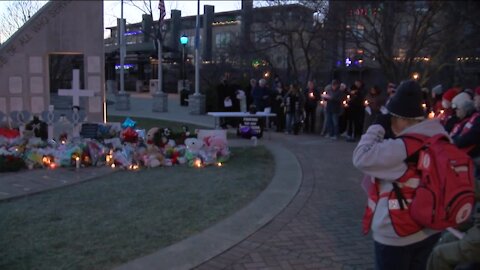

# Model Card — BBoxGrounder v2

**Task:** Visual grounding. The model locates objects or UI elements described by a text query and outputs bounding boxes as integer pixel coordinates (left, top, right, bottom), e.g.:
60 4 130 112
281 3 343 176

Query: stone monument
0 1 105 124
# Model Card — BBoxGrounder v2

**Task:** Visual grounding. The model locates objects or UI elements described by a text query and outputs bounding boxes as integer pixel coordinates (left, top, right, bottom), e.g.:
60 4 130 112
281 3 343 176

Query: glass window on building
215 32 232 48
353 24 365 38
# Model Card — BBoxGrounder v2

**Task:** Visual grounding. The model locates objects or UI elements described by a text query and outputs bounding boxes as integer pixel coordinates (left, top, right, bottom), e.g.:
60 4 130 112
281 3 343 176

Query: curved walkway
194 134 374 270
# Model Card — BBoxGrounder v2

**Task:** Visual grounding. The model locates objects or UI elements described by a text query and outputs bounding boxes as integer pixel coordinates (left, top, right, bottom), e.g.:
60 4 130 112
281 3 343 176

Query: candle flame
111 164 116 168
217 162 223 167
428 111 435 119
364 100 369 106
194 159 202 168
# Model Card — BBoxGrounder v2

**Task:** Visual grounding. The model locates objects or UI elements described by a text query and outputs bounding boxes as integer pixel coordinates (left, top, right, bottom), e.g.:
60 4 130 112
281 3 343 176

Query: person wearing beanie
442 88 458 109
451 90 480 167
427 89 480 270
353 80 446 270
440 89 461 133
450 99 475 138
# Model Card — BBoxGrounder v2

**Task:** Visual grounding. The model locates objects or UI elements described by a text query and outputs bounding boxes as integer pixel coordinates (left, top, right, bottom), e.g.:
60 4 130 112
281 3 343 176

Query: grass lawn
0 137 274 269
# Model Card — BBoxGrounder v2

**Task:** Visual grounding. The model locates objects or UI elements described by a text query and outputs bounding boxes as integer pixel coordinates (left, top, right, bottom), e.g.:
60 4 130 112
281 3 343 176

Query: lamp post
180 34 189 106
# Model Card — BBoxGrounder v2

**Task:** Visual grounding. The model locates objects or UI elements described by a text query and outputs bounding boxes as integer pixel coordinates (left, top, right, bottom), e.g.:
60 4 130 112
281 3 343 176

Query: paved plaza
1 93 373 269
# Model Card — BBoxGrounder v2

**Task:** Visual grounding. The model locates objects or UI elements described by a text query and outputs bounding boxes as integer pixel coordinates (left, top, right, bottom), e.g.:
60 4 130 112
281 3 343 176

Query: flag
158 0 166 24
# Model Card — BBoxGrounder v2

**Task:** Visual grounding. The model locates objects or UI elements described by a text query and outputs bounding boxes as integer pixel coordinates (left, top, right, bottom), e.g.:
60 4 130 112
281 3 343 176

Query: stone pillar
115 93 130 110
106 80 116 93
142 14 153 43
189 94 205 115
169 10 181 56
152 92 168 112
202 5 214 62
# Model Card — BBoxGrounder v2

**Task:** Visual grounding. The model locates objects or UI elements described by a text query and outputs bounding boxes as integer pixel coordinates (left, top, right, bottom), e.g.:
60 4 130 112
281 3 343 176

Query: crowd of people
352 80 480 270
216 73 480 269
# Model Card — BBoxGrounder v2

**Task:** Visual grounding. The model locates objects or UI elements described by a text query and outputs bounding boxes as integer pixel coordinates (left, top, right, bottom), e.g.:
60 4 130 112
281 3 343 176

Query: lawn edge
114 141 302 270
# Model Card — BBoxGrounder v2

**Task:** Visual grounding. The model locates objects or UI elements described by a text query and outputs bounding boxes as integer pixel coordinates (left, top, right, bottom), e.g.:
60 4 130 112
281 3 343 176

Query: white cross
58 69 95 107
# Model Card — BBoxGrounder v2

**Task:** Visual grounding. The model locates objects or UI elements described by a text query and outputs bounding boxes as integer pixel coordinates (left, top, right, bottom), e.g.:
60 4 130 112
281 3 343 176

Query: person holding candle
322 79 344 140
284 83 305 135
271 80 287 132
363 85 387 133
303 80 320 133
353 80 444 270
345 81 366 142
440 88 461 133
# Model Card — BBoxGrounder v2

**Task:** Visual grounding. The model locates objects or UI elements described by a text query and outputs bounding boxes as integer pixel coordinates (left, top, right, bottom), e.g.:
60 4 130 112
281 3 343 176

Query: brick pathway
194 134 375 270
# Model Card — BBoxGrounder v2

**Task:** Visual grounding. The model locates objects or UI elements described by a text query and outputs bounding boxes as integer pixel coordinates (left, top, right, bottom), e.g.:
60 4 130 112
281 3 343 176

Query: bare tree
0 0 42 43
339 1 480 86
241 0 330 85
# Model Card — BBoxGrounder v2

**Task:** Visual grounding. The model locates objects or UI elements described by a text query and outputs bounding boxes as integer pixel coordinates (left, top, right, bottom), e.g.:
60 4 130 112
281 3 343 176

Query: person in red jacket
440 88 461 133
353 80 443 270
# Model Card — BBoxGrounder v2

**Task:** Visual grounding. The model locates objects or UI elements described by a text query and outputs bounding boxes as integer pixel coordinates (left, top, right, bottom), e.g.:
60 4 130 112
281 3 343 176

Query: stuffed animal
145 128 165 167
184 138 204 165
204 136 229 156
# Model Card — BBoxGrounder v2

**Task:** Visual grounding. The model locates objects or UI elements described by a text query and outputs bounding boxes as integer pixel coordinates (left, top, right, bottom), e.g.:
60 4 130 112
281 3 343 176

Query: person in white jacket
353 80 444 270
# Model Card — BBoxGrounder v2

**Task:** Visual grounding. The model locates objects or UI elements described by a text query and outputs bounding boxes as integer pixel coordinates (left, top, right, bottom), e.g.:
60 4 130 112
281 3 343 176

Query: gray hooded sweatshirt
353 119 448 246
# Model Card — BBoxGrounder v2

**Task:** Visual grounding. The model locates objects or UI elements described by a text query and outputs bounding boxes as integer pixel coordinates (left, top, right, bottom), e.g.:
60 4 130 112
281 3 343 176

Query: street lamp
180 34 189 106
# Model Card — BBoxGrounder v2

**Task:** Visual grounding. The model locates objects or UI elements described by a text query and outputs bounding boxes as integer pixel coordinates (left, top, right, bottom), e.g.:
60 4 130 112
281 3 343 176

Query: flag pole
194 0 200 96
156 38 162 94
119 0 125 94
156 0 166 94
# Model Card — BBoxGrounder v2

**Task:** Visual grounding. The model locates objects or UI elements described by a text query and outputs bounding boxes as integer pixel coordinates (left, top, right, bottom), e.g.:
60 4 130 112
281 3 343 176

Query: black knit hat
386 80 425 119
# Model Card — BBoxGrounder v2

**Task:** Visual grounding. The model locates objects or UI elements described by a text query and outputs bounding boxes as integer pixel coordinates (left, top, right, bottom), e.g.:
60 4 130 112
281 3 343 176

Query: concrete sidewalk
106 93 215 128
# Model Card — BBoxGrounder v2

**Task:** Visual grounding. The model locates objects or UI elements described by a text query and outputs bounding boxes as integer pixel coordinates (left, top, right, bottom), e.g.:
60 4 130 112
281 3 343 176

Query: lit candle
320 100 324 105
346 94 350 100
422 103 427 110
106 154 112 164
428 111 435 119
364 100 369 106
42 156 52 167
111 163 116 169
75 157 80 169
194 159 202 168
440 109 444 115
342 100 348 107
217 162 223 167
309 92 314 98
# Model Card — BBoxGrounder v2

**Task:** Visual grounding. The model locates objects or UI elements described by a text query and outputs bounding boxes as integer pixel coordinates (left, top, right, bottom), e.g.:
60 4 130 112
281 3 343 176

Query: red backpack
400 133 475 230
